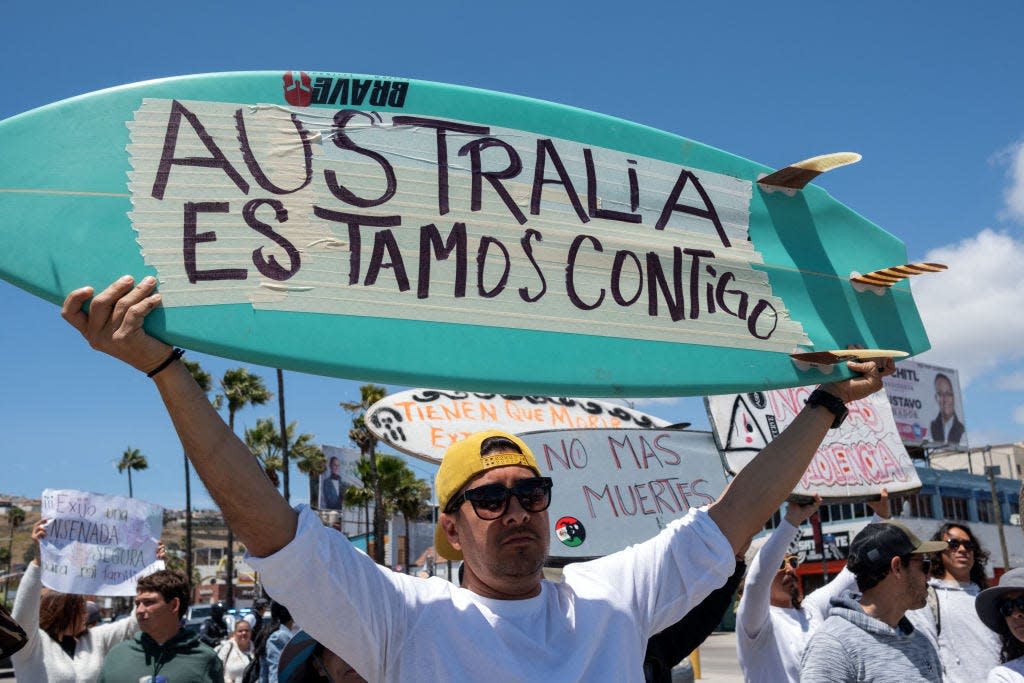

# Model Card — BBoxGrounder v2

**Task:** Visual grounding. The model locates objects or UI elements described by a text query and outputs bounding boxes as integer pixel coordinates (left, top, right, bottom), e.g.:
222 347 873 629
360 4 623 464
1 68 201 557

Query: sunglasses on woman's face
779 556 799 571
999 596 1024 618
946 538 977 553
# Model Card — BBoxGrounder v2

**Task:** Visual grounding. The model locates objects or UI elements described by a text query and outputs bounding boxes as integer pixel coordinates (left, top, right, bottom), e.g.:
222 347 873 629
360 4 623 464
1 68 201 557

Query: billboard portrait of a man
320 455 347 510
930 373 965 445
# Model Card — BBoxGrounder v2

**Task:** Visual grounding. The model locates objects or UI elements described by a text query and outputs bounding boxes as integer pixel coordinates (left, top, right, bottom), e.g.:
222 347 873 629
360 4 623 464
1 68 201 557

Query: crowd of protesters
4 275 1024 681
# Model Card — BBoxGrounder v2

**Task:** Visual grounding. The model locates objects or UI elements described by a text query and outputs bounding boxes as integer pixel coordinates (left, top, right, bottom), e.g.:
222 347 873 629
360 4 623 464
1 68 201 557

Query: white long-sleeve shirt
736 518 857 683
12 562 139 683
907 577 1002 682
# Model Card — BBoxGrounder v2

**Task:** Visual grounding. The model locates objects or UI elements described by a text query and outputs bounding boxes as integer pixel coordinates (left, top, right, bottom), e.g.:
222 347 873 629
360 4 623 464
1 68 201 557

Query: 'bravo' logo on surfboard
282 71 409 108
282 71 312 107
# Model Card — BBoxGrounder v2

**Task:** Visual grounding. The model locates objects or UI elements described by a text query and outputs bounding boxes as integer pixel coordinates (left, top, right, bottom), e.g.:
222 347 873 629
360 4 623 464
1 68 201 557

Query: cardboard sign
705 387 921 501
519 428 728 558
882 360 968 447
366 388 669 463
39 489 164 596
0 71 931 397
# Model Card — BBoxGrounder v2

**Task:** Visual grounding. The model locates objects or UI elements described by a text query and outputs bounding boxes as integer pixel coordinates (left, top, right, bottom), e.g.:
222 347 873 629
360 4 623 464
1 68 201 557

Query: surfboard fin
850 262 947 287
758 152 862 190
790 349 909 366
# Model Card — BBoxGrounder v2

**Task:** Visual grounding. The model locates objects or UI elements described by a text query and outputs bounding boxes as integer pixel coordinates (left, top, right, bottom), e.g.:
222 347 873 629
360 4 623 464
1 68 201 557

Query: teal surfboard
0 71 930 396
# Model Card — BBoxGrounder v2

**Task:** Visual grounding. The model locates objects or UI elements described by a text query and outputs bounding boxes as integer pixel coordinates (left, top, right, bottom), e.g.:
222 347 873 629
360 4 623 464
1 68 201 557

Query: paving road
0 633 748 682
690 630 745 682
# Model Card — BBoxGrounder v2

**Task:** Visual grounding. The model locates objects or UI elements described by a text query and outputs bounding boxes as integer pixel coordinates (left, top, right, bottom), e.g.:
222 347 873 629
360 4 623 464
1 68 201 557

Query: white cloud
1015 405 1024 426
1000 141 1024 222
911 229 1024 385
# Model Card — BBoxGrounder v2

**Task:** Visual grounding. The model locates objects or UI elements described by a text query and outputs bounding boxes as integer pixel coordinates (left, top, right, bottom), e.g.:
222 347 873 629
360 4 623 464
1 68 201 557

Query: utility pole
985 446 1011 570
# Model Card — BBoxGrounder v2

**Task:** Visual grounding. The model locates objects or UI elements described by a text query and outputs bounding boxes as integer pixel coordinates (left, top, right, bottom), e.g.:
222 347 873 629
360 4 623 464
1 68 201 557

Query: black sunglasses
900 555 932 575
999 596 1024 618
946 538 977 553
446 477 553 520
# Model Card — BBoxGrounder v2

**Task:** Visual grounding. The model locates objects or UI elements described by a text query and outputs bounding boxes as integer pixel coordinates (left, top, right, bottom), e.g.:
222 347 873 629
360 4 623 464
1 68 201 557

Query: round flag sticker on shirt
555 516 586 548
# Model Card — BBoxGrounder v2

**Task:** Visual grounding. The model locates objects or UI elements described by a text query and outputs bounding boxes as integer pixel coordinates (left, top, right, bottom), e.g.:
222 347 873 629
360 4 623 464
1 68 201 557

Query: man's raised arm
709 360 894 552
62 275 297 557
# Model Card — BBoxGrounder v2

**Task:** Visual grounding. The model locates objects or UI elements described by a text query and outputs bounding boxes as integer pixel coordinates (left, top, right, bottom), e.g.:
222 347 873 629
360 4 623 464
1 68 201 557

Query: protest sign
366 388 669 464
39 489 163 596
706 387 921 501
519 428 728 558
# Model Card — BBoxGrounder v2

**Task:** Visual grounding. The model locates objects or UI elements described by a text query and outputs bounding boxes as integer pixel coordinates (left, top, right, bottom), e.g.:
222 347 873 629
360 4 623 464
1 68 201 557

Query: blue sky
2 2 1022 510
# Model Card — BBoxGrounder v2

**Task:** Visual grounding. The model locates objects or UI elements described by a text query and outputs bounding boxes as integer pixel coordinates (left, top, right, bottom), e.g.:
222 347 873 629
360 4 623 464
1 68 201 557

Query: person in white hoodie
11 518 141 683
906 521 1001 681
737 492 890 682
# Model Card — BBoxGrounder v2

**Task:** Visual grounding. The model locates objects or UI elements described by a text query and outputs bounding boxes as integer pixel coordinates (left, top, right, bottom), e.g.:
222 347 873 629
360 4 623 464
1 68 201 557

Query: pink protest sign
706 387 921 501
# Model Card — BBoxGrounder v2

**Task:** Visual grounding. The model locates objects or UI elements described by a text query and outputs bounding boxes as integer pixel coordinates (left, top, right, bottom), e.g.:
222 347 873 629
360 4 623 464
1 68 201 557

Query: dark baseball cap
847 521 947 574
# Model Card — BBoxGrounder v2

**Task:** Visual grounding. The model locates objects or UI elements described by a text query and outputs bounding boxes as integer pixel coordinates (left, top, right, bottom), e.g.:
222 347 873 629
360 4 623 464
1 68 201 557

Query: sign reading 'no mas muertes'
705 387 921 502
39 489 164 596
518 428 728 559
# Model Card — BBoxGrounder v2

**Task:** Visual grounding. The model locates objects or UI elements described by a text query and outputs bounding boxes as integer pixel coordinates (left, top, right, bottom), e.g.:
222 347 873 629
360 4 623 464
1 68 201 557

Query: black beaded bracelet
147 347 185 378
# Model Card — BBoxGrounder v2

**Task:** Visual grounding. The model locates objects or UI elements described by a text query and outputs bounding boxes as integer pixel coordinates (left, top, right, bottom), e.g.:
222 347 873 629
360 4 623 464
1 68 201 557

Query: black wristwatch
805 389 848 429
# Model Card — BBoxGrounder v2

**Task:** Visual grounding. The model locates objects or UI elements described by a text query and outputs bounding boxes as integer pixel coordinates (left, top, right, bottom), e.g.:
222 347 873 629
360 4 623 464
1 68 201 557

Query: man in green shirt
100 570 224 682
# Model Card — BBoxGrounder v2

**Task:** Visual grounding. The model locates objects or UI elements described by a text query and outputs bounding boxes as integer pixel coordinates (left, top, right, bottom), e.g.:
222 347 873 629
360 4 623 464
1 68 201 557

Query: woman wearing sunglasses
906 522 1000 681
974 567 1024 681
736 492 892 682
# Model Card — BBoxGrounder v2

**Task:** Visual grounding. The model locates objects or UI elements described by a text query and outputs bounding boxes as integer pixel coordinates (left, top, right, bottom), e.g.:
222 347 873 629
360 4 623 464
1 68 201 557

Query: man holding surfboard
60 274 894 681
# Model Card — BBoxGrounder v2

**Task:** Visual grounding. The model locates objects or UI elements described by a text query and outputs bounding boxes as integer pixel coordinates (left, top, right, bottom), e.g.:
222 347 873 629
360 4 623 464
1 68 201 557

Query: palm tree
341 453 423 567
219 367 271 609
245 418 317 491
293 441 326 508
245 418 283 487
276 368 291 502
341 385 387 563
117 447 148 498
393 470 432 574
374 453 409 515
4 504 25 600
182 358 216 595
344 457 376 540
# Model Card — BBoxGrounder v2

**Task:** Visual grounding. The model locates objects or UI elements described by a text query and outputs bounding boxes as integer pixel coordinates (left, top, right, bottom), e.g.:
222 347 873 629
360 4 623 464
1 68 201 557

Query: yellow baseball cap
433 430 541 561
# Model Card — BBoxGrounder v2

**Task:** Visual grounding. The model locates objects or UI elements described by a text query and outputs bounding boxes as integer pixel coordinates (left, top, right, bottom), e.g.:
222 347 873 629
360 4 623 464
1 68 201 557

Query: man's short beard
487 549 547 579
789 585 802 609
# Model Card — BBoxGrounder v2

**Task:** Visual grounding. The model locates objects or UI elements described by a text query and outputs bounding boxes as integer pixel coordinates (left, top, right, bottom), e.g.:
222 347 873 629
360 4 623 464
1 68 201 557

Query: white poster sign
39 489 164 596
519 428 728 558
366 388 670 463
706 387 921 501
882 360 968 447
